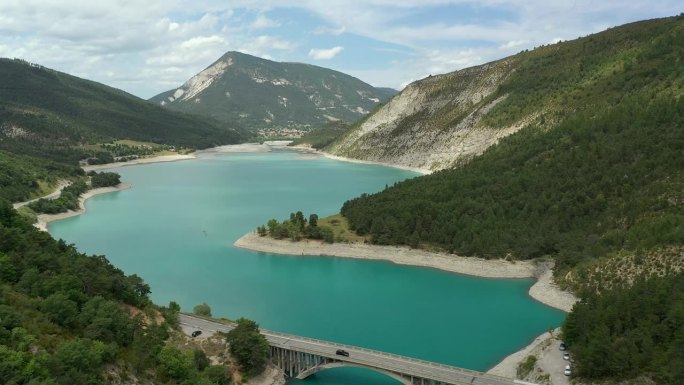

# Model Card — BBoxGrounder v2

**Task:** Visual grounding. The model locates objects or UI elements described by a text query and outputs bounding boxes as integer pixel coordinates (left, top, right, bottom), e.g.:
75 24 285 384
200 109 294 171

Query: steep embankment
328 16 684 172
327 58 519 170
150 51 396 130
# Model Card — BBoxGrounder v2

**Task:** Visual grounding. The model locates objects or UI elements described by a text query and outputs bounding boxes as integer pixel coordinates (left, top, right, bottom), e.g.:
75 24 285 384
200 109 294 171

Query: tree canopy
225 318 269 377
563 273 684 384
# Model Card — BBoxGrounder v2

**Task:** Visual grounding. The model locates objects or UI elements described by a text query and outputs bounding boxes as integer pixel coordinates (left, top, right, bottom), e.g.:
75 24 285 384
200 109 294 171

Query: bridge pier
270 345 421 385
269 345 465 385
271 346 331 379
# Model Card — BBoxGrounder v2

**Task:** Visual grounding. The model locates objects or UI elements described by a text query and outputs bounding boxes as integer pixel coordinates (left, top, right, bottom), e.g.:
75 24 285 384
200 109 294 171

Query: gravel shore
35 183 133 231
322 153 432 175
82 154 195 172
233 232 577 312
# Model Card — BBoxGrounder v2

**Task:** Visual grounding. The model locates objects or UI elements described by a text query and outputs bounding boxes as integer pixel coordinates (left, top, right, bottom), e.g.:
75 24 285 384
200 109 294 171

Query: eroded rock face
327 58 532 171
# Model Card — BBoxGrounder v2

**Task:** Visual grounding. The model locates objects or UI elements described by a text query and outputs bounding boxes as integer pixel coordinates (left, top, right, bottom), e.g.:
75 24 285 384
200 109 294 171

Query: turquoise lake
49 150 565 384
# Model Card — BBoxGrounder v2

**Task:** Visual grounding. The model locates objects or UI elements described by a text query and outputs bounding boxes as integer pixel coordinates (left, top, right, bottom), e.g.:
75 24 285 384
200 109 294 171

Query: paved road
12 180 71 209
179 314 537 385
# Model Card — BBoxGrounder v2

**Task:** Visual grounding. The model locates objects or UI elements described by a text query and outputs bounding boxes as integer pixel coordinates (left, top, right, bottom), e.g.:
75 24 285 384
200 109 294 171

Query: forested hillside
0 199 161 384
0 199 238 384
563 273 684 384
342 91 684 273
340 15 684 276
337 16 684 384
0 58 246 163
0 151 82 203
0 58 249 205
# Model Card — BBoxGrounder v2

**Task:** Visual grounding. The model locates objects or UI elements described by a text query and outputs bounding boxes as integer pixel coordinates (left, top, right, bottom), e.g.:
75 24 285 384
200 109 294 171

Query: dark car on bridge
191 330 202 338
336 349 350 357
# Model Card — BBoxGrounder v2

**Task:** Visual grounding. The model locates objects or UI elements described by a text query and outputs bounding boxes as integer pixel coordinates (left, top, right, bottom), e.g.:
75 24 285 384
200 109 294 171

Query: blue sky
0 1 681 98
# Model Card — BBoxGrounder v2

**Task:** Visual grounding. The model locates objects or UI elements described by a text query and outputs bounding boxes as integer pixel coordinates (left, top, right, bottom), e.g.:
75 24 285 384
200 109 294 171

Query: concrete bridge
180 314 538 385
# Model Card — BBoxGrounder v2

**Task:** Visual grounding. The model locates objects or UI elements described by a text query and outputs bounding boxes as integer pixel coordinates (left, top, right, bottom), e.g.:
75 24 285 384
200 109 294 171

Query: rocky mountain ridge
150 51 396 130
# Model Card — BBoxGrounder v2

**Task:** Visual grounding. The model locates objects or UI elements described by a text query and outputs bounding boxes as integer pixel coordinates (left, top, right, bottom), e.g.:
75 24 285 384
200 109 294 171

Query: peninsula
234 231 578 313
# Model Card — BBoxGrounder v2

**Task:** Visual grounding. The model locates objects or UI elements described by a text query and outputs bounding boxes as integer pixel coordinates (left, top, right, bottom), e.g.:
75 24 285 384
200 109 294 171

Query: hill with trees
0 59 249 206
563 273 684 384
0 198 162 384
0 58 246 165
331 15 684 384
0 198 263 384
327 15 684 172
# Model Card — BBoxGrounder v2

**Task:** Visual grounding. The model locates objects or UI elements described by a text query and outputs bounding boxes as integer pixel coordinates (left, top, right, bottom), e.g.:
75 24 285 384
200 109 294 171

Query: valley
0 7 682 385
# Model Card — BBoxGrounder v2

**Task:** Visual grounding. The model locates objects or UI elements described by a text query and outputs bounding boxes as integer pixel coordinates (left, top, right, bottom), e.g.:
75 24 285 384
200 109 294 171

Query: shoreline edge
233 231 578 376
233 232 577 312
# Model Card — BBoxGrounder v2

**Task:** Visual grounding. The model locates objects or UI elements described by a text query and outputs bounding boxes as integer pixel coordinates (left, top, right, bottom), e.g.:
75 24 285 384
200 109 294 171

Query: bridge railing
262 328 487 377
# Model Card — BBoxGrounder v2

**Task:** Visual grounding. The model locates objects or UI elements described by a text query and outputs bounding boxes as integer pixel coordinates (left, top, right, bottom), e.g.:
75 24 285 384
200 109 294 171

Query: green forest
342 91 684 270
337 16 684 384
0 151 82 203
0 199 239 384
563 273 684 383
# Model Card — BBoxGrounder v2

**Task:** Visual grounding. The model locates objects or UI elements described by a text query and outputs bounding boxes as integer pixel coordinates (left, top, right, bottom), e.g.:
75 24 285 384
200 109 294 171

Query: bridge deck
179 314 532 385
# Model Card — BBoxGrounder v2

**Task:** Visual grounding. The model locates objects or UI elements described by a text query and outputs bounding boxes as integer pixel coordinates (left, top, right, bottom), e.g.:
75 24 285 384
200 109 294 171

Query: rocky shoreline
233 232 577 312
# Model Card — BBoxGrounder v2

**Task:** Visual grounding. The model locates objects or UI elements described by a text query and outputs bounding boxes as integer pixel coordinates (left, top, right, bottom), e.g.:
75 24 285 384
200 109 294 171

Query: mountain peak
150 52 397 130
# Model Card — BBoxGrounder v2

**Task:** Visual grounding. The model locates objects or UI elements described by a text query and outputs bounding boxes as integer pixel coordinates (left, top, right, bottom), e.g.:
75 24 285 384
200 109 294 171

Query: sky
0 1 681 99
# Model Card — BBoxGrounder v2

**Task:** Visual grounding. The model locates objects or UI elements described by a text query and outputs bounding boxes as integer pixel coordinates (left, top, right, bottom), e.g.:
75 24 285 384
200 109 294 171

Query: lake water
49 151 565 384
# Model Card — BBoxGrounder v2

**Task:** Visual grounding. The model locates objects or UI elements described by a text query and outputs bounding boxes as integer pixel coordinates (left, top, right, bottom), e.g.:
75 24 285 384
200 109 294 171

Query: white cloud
250 14 280 29
344 45 486 90
0 0 681 98
308 46 344 60
313 25 346 35
239 35 292 57
499 39 529 50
